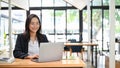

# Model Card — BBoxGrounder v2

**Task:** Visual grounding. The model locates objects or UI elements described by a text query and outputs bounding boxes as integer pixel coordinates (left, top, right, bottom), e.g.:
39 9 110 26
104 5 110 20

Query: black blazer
13 33 48 59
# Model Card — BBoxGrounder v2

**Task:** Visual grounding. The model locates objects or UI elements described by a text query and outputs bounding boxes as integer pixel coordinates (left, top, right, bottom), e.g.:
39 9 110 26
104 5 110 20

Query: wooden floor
83 52 105 68
85 55 105 68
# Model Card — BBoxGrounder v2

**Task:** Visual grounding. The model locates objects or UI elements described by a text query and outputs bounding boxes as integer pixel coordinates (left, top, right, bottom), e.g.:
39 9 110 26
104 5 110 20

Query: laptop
31 42 64 63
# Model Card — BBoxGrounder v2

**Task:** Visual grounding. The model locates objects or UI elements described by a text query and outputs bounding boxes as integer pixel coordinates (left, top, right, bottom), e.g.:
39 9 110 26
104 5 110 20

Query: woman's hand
25 54 39 59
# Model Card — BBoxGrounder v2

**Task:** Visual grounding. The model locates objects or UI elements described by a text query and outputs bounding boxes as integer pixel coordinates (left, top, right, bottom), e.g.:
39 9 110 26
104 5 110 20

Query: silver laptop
31 42 64 63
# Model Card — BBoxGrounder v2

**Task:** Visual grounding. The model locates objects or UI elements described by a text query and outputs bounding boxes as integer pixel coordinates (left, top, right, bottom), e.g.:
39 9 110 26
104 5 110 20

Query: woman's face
29 17 40 33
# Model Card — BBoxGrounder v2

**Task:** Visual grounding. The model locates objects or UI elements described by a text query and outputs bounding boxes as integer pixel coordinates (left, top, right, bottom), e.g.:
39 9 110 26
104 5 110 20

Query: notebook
31 42 64 63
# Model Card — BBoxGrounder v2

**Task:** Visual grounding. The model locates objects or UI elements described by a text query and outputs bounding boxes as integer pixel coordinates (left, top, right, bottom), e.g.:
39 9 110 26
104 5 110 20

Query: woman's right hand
25 54 39 59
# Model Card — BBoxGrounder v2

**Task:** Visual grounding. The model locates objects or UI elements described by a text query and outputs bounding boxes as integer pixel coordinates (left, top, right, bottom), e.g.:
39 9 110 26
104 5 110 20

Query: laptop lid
31 42 64 63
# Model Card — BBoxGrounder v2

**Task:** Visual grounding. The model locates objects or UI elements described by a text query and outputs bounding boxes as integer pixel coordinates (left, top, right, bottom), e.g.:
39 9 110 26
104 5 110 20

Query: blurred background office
0 0 120 53
0 0 119 68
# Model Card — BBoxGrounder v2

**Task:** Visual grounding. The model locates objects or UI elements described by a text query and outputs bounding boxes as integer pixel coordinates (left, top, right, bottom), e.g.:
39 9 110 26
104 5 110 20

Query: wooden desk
64 42 98 68
0 59 85 68
64 42 97 46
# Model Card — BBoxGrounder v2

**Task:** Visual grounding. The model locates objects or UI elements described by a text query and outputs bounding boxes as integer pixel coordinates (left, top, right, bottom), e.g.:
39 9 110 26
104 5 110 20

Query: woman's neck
30 32 37 42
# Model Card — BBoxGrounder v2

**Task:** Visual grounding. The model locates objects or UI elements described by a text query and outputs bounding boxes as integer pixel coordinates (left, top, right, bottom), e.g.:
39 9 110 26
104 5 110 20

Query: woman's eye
31 22 39 25
31 23 34 25
37 22 39 25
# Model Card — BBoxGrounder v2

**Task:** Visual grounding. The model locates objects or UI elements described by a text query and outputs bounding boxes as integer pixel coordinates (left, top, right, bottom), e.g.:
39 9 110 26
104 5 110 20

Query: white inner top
28 39 39 56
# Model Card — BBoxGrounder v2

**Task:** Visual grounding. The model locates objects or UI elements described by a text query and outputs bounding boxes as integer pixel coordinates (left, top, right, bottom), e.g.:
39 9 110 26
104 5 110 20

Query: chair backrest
64 39 76 51
68 39 82 52
68 39 76 43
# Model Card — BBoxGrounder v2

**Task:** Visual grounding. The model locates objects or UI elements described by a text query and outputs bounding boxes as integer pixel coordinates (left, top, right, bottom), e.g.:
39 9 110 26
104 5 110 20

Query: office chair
68 39 84 59
64 43 71 59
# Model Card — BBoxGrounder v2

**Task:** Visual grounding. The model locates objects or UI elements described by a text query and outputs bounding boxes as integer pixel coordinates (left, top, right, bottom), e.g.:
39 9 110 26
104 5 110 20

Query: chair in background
68 39 84 59
64 46 70 51
64 43 71 59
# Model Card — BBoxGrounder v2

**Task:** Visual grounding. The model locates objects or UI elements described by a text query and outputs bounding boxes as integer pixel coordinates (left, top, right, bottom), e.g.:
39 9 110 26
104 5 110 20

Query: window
42 10 54 42
30 10 41 19
30 0 41 7
67 9 79 41
92 0 102 6
92 9 102 50
54 0 66 7
55 10 66 42
42 0 54 7
0 10 26 49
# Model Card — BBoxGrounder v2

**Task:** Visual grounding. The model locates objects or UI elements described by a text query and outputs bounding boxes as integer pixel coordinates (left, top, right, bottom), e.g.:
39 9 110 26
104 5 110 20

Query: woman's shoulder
38 33 48 42
16 33 28 41
41 34 47 36
17 33 27 39
39 34 47 39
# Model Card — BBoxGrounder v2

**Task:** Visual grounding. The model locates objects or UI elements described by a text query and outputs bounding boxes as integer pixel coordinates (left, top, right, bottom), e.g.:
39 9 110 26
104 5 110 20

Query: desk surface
64 42 98 46
0 59 85 68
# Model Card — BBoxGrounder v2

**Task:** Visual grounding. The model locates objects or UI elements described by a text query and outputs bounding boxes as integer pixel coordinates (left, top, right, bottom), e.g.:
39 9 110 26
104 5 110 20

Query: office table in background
64 42 98 68
0 58 85 68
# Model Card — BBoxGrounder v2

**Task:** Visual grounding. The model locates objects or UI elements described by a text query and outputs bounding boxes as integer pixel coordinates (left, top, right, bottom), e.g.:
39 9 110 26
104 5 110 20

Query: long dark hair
24 14 42 43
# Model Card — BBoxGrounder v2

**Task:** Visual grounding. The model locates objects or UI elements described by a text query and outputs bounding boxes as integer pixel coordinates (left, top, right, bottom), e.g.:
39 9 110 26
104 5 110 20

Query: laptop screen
32 42 64 63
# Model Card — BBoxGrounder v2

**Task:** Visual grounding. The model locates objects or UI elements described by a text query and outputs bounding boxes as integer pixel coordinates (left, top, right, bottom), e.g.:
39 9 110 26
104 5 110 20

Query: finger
34 54 39 57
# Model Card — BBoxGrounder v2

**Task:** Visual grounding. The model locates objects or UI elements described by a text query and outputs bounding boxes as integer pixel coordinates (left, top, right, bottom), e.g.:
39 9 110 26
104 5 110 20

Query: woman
13 14 48 59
